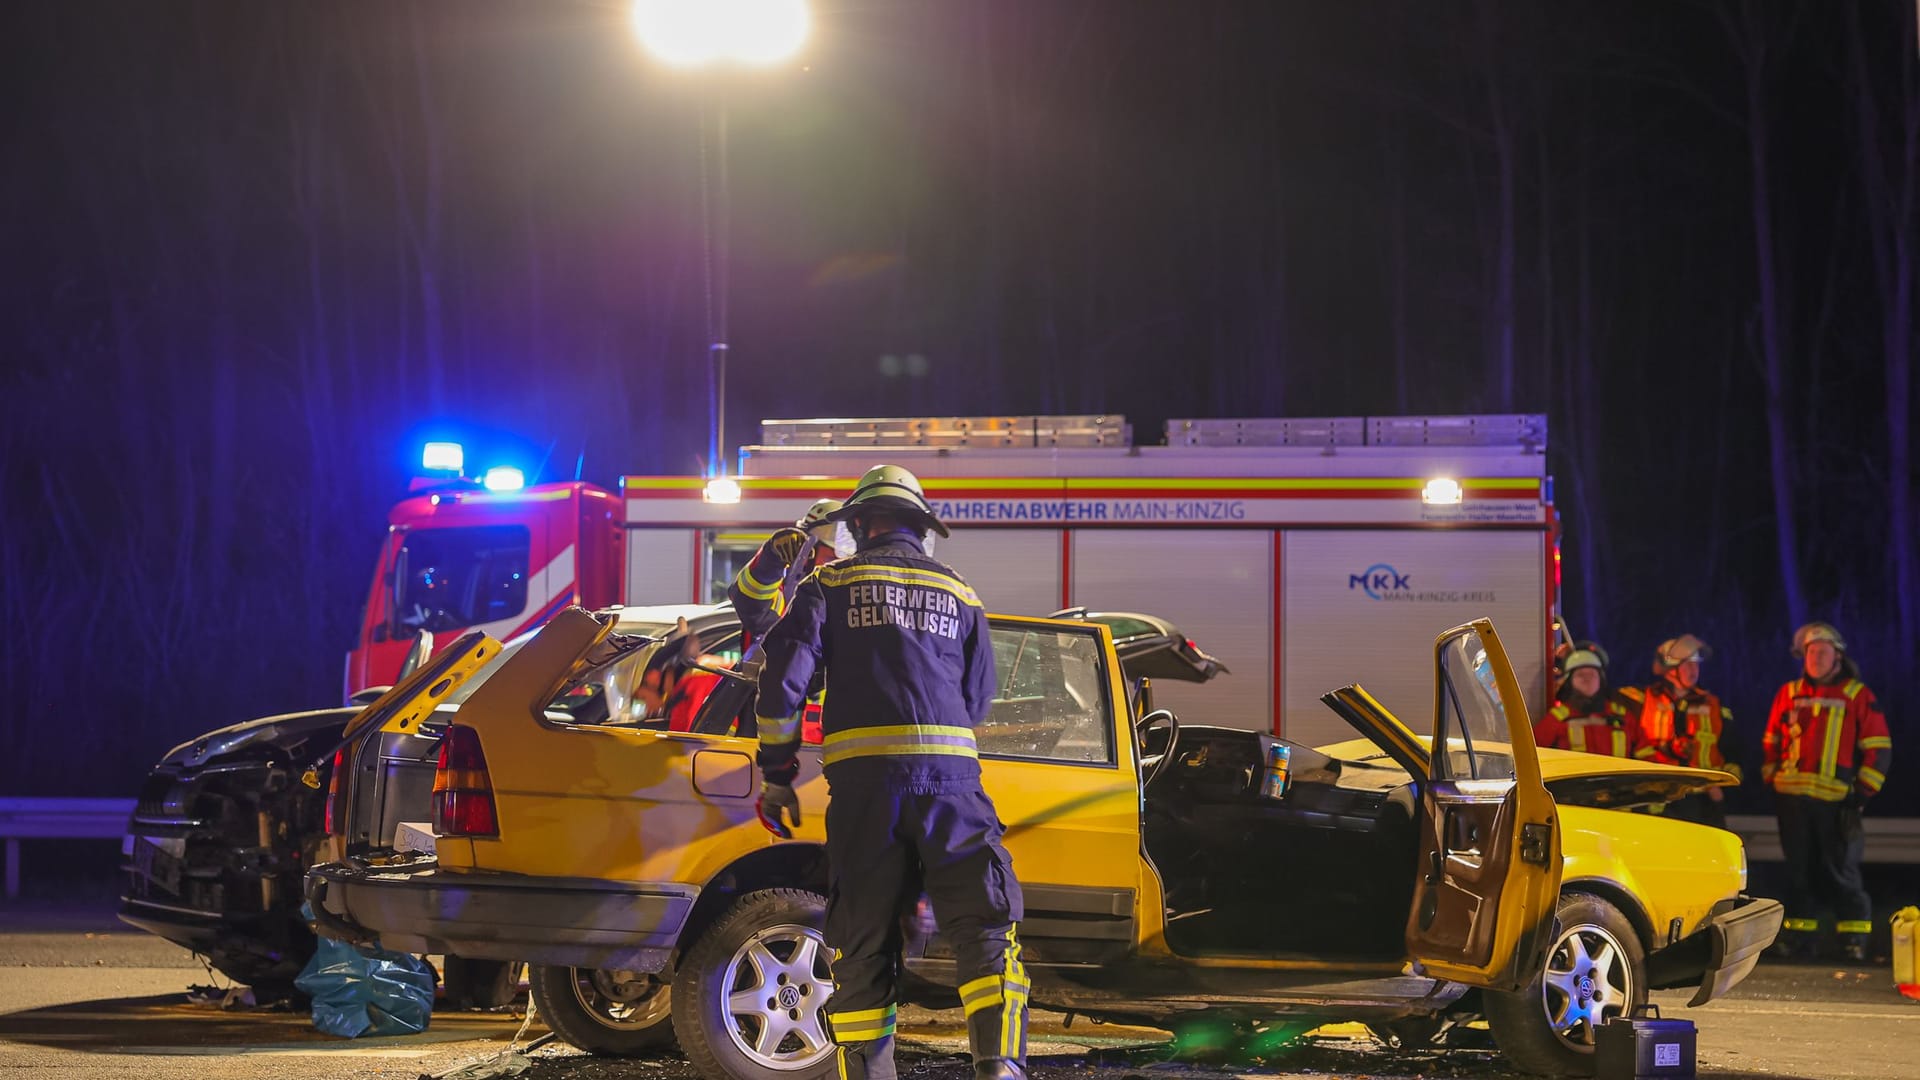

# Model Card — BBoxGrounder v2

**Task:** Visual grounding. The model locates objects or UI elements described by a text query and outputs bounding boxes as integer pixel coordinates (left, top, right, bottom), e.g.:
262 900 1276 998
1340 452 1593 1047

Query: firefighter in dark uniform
1628 634 1741 827
753 465 1028 1080
1763 622 1892 962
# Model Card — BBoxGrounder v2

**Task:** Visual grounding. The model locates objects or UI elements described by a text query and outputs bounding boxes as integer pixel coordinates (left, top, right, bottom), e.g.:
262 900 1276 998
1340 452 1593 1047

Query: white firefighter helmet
1654 633 1711 671
1561 648 1606 676
1792 621 1846 658
828 464 949 537
797 498 855 559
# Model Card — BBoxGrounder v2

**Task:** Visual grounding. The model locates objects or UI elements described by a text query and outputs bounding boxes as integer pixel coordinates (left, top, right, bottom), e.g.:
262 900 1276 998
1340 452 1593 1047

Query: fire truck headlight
483 466 526 492
704 477 742 504
1422 477 1463 505
423 442 464 473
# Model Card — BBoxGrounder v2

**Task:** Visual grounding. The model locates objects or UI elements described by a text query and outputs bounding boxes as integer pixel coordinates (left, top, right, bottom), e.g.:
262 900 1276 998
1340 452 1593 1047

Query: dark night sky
2 1 1915 808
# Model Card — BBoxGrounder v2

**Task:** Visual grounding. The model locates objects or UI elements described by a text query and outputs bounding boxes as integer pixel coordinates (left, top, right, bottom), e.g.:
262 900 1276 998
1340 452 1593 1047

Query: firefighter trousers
822 780 1028 1080
1776 794 1871 940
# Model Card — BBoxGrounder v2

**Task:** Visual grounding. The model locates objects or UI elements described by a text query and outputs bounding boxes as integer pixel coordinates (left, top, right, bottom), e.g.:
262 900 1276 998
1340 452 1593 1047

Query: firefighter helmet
1792 621 1846 658
796 498 855 558
829 464 949 537
1654 634 1711 671
1561 648 1606 675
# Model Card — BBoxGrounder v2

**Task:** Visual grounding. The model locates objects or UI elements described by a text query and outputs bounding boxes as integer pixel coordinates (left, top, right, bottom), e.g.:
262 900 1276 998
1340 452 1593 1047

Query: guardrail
0 798 135 899
1726 813 1920 865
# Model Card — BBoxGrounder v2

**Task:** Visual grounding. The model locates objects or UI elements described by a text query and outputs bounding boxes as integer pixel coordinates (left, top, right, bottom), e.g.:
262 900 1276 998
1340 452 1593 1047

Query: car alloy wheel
719 922 835 1070
1540 920 1633 1049
574 967 672 1030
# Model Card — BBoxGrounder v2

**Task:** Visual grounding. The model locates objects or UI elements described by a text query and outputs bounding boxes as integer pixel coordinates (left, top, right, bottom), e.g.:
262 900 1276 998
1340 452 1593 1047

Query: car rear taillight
323 746 348 835
433 725 498 837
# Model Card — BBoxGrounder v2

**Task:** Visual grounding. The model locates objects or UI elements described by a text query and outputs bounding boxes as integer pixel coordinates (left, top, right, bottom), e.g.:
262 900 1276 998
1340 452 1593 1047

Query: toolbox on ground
1596 1004 1696 1080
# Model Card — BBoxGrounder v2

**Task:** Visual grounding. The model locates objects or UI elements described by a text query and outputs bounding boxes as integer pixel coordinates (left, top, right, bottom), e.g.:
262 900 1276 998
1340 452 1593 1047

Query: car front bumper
1646 894 1785 1006
305 856 697 973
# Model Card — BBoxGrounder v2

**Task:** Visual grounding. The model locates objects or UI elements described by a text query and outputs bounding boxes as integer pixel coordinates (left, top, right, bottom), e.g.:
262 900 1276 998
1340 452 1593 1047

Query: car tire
529 963 675 1055
672 889 838 1080
1484 891 1647 1077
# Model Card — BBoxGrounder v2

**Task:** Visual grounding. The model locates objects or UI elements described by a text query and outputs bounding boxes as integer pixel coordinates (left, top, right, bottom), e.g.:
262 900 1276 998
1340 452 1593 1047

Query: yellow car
308 609 1780 1078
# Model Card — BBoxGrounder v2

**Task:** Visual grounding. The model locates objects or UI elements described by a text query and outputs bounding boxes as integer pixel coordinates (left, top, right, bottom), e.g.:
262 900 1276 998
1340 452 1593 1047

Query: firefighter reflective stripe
1838 920 1874 934
735 563 783 601
1819 701 1847 778
828 1005 898 1042
957 928 1029 1059
816 564 983 608
1861 736 1893 750
822 725 979 766
758 710 803 746
1783 917 1821 932
1859 766 1887 792
1773 771 1851 800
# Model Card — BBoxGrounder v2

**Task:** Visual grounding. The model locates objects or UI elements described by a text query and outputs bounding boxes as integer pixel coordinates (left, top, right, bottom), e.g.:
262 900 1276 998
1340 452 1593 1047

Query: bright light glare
1423 477 1464 506
704 477 743 504
422 441 464 473
483 466 526 492
632 0 809 67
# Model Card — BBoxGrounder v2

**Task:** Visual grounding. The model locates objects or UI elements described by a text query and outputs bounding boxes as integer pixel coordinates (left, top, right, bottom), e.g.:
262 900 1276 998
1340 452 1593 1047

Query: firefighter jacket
1534 693 1639 758
728 536 796 645
1761 674 1891 802
754 530 997 790
665 670 721 733
1627 681 1743 781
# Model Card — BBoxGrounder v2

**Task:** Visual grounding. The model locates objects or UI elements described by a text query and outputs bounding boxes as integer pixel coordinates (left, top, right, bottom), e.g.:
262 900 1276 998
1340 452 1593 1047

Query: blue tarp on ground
294 915 435 1038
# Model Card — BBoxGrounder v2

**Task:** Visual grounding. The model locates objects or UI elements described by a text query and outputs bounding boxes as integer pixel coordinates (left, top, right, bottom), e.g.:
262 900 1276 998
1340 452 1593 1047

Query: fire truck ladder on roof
756 414 1546 452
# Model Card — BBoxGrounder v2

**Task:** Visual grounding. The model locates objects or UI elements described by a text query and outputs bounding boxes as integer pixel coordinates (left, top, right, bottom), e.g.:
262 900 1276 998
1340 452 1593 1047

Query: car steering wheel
1134 708 1179 787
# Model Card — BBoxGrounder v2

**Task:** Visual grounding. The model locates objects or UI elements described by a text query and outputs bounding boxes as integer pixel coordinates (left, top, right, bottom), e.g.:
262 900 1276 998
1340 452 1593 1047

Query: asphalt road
1 914 1915 1080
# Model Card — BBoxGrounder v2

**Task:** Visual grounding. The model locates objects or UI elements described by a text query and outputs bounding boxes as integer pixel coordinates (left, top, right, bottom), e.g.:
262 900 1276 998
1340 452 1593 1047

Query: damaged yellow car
308 609 1780 1078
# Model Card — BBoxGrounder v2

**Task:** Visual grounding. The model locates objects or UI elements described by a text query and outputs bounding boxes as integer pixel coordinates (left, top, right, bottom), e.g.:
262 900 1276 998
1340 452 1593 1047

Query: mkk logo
1349 563 1412 600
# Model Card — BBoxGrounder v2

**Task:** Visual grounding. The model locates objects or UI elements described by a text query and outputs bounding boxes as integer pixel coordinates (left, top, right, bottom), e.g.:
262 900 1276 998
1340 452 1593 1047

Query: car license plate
133 836 185 895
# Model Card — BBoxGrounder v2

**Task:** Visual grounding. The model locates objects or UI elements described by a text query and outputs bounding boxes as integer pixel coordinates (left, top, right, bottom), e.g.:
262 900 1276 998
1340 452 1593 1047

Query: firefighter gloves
757 767 802 839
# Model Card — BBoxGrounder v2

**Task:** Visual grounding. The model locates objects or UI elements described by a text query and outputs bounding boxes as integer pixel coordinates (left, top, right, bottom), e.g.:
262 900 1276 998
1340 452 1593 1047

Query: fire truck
346 414 1558 748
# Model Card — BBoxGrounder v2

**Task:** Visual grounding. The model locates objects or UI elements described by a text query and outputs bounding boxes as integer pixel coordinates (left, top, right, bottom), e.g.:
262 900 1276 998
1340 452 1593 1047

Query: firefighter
728 499 846 742
1533 646 1639 758
1628 634 1741 828
728 498 847 643
753 465 1027 1080
1762 622 1892 962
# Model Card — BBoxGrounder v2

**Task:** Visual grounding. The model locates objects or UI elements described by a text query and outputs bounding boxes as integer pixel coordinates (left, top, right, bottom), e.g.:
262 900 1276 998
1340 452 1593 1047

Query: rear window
977 626 1113 765
394 525 531 634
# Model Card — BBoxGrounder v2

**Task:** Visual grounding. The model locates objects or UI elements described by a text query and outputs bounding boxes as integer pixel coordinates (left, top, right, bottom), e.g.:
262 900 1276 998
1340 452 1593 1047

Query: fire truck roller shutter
1280 530 1547 749
927 529 1063 616
625 528 702 605
1069 530 1274 734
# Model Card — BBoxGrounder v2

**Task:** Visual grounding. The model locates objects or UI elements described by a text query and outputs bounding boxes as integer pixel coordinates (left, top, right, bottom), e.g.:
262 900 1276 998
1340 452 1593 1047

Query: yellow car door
1323 619 1562 992
972 616 1148 958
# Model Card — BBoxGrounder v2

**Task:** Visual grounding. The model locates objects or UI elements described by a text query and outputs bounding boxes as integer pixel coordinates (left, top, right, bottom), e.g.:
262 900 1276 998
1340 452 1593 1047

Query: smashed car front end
118 708 351 990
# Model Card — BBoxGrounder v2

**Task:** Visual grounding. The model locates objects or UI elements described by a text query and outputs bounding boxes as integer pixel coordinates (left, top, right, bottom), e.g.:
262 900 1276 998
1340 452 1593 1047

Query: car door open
1323 618 1561 992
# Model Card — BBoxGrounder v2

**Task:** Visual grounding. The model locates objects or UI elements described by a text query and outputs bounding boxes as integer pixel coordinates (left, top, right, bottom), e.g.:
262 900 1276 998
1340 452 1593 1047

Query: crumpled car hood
1313 736 1734 807
158 707 358 770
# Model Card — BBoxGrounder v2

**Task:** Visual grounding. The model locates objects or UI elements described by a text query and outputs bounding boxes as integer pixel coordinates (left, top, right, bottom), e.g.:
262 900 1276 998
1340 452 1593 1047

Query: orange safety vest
1629 681 1742 781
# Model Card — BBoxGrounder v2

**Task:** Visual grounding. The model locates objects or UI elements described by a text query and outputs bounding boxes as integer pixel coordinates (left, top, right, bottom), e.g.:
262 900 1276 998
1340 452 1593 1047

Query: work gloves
756 762 803 839
764 527 809 572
